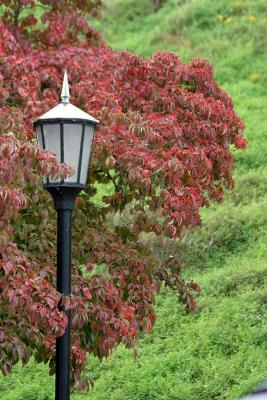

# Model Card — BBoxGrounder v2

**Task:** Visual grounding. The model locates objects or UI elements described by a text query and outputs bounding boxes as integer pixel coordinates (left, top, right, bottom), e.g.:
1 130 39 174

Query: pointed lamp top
34 70 99 124
61 70 70 104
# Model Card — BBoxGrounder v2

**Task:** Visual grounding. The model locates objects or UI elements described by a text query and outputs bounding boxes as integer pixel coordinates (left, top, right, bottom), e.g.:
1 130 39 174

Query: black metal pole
56 207 72 400
46 187 82 400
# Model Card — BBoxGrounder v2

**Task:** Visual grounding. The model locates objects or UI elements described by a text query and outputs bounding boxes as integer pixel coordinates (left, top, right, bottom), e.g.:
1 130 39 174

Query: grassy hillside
1 0 267 399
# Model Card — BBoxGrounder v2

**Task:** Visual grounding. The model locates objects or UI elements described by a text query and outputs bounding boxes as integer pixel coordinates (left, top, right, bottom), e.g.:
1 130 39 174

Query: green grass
2 0 267 399
85 263 267 400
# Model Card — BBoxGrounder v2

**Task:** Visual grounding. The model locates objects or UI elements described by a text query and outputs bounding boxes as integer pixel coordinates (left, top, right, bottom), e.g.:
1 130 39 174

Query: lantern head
34 70 99 189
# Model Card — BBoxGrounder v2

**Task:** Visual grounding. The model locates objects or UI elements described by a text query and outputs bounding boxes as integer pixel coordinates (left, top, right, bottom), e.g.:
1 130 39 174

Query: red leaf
82 287 92 300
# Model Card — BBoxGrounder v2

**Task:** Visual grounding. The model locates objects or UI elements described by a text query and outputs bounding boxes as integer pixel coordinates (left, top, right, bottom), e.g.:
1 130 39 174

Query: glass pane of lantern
80 125 95 185
43 124 61 183
64 124 82 183
36 126 44 149
43 124 61 160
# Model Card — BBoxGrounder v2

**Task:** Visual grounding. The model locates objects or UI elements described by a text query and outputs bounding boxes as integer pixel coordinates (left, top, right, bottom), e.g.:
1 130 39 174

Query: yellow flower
224 17 234 24
248 15 257 23
249 73 261 82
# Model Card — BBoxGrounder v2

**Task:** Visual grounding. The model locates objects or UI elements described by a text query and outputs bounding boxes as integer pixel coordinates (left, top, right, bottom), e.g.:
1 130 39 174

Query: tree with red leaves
0 0 246 388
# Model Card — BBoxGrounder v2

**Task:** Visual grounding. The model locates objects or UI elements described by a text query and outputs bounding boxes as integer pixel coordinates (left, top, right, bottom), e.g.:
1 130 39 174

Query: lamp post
34 71 99 400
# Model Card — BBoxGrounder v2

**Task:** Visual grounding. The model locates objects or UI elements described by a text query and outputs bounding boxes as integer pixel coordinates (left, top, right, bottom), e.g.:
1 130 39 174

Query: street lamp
34 71 99 400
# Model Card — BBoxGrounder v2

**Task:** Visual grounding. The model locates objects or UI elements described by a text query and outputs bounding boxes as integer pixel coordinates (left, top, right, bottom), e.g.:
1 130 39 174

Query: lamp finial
61 70 70 104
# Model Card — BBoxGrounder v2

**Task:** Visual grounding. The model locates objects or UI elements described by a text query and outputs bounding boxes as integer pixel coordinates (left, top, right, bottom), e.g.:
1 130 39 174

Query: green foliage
170 195 267 270
0 362 54 400
86 266 267 400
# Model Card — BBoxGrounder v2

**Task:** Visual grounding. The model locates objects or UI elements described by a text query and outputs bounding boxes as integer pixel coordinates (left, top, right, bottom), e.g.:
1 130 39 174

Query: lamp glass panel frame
34 119 96 188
